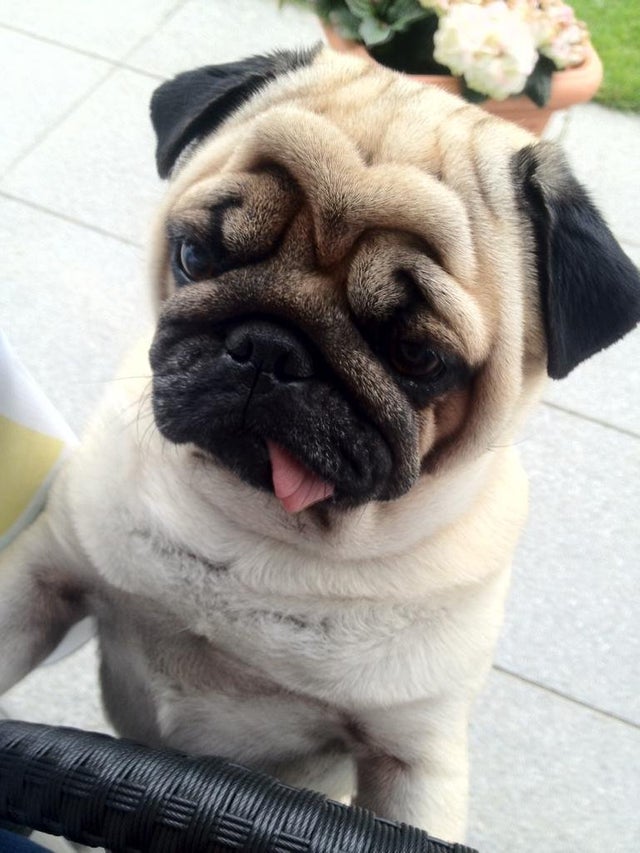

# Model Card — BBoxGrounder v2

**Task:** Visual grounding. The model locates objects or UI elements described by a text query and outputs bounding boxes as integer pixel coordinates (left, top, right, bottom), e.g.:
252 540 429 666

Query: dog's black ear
514 141 640 379
150 47 320 179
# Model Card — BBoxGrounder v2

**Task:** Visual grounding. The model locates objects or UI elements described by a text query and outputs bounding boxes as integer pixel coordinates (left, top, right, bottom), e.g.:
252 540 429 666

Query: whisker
75 374 153 386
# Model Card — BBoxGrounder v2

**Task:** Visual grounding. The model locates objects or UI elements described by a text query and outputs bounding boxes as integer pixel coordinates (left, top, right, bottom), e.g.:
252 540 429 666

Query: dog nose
224 320 315 381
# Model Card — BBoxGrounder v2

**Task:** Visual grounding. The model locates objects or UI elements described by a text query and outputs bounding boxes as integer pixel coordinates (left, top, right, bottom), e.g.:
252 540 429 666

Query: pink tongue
266 441 334 513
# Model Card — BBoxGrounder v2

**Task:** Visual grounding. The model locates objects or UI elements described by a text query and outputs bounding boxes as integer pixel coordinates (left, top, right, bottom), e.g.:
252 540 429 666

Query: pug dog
1 45 639 842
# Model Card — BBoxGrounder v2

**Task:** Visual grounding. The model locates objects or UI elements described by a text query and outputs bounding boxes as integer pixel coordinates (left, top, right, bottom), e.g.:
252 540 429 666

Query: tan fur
0 48 630 843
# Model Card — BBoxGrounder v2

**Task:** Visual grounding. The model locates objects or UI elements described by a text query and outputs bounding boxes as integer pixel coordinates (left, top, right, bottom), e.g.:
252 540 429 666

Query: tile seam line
0 0 187 72
493 664 639 729
0 21 124 65
0 0 187 179
119 0 191 67
0 64 119 180
541 400 640 439
0 190 140 248
554 107 573 144
0 19 166 83
0 0 186 177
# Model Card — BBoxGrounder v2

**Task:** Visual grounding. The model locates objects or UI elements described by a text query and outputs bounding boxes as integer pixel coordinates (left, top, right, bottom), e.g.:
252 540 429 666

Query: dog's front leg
353 700 470 842
0 511 88 695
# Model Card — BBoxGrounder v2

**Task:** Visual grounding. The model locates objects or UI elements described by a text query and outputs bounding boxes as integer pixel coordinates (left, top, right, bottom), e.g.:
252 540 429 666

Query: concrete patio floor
1 2 638 851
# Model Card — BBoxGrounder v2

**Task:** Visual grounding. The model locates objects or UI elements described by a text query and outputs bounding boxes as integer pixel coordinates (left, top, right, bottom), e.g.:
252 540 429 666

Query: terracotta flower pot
322 23 603 136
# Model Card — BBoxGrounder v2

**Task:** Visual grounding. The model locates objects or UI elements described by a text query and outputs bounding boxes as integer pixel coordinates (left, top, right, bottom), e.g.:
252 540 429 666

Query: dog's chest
94 558 438 708
86 502 504 719
93 581 385 765
90 520 447 702
81 481 507 751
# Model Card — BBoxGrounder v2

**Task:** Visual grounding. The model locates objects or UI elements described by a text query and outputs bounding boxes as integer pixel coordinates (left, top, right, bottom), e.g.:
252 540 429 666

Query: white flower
532 1 588 68
434 2 538 99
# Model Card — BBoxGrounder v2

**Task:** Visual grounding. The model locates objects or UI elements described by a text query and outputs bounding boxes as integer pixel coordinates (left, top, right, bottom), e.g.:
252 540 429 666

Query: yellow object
0 415 64 537
0 332 94 664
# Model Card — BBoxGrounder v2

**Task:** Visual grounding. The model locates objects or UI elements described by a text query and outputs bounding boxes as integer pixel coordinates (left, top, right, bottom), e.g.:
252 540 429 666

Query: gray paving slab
127 0 323 78
468 669 640 853
0 27 111 176
542 327 640 436
540 107 569 141
497 404 640 724
1 67 164 247
622 242 640 269
29 834 79 853
0 196 152 434
0 641 110 734
557 103 640 252
0 0 179 62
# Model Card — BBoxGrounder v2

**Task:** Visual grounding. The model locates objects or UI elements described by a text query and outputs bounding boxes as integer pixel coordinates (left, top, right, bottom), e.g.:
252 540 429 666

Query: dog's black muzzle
149 316 395 506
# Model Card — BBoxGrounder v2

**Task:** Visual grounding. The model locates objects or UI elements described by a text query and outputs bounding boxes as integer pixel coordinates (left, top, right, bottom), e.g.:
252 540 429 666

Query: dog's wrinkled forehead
160 103 498 384
172 105 476 282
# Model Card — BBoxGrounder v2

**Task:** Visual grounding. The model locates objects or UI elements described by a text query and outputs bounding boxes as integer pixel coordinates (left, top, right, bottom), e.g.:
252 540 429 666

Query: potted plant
284 1 603 135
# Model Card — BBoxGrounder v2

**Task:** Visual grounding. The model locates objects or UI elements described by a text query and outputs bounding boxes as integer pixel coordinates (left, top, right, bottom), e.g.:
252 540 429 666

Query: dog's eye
177 240 217 282
389 336 446 380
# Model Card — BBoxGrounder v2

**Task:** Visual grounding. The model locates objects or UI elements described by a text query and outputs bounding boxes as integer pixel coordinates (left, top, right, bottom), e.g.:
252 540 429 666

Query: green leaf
345 0 376 19
390 8 430 33
278 0 316 8
524 55 555 107
377 0 396 16
359 16 393 45
316 0 339 18
328 9 362 41
388 0 426 22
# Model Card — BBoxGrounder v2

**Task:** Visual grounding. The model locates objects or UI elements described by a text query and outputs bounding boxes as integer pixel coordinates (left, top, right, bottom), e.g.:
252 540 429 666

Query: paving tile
0 196 153 434
496 405 640 724
0 27 111 176
0 640 111 734
468 669 640 852
558 103 640 250
1 68 164 246
0 0 179 62
127 0 324 78
540 107 568 141
622 242 640 269
542 327 640 436
29 833 79 853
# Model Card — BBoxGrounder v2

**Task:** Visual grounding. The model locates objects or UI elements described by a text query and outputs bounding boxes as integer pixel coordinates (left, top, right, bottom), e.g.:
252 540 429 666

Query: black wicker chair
0 721 477 852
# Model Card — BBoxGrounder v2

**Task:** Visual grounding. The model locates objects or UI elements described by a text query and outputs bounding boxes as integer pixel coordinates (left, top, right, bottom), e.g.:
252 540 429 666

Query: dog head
147 47 640 516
